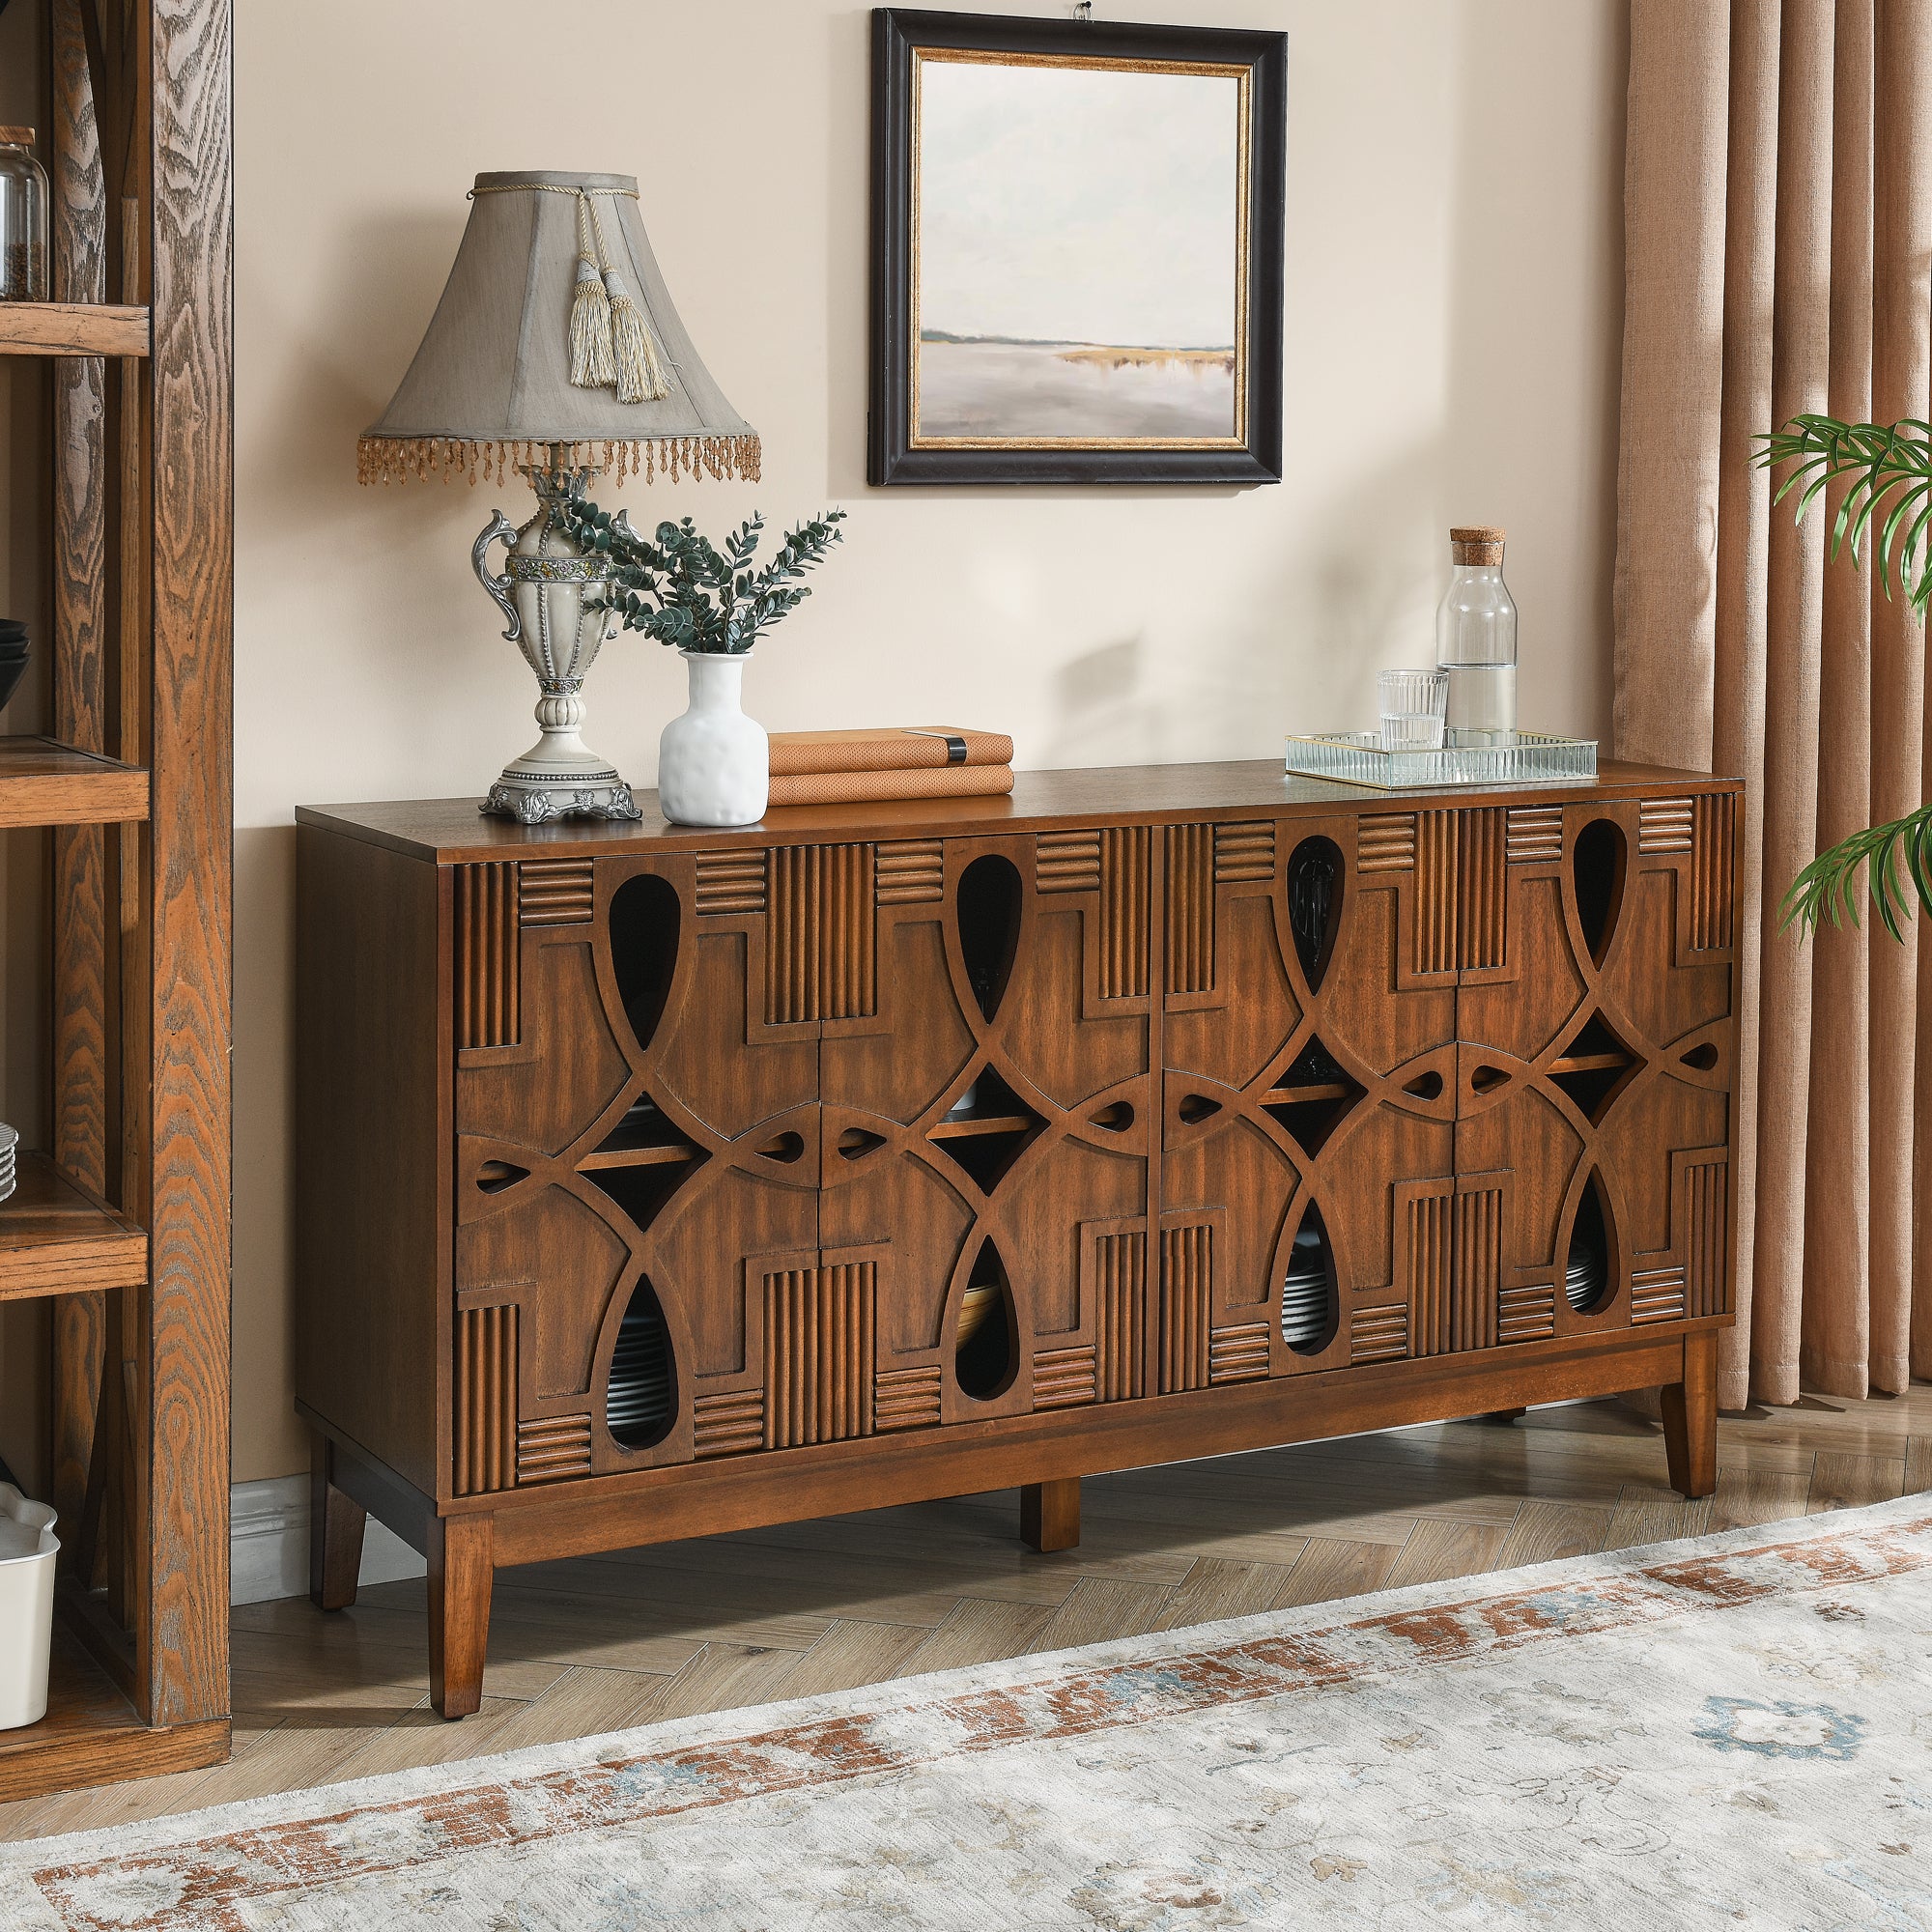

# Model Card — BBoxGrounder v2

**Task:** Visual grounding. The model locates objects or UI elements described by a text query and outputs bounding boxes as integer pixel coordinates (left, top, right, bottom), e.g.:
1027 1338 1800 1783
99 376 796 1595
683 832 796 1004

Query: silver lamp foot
480 687 643 824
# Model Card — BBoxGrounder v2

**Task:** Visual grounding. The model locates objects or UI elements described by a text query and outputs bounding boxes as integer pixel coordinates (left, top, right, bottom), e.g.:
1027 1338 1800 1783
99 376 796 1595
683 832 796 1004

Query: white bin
0 1484 58 1730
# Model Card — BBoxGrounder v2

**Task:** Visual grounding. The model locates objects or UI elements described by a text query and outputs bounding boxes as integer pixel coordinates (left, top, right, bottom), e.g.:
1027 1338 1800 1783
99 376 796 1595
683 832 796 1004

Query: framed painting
868 7 1286 487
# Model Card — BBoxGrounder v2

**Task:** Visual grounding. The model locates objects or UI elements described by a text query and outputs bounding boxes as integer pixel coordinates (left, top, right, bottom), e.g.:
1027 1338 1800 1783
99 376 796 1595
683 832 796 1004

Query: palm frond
1781 802 1932 937
1757 414 1932 611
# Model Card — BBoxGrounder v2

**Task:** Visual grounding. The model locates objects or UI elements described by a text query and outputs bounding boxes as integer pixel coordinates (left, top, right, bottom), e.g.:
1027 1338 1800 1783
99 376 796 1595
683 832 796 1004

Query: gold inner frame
909 45 1254 452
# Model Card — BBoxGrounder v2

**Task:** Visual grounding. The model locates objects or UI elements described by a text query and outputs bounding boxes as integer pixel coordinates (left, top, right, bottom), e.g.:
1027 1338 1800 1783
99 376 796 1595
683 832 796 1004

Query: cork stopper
1451 525 1505 566
0 128 36 148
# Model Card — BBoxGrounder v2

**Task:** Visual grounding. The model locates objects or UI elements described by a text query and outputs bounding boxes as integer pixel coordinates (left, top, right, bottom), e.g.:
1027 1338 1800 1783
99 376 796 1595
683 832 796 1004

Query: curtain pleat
1618 0 1931 1406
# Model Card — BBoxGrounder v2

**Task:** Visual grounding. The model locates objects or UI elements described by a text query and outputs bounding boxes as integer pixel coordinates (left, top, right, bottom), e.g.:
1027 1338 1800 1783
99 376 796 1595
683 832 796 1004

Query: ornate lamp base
483 764 642 825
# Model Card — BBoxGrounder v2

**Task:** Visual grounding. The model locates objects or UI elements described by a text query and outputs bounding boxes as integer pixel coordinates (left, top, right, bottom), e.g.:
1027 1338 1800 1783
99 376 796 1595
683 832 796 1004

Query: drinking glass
1378 668 1448 751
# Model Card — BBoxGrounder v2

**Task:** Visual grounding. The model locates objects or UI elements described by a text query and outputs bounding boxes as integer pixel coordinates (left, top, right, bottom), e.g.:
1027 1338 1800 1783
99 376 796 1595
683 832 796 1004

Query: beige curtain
1614 0 1932 1408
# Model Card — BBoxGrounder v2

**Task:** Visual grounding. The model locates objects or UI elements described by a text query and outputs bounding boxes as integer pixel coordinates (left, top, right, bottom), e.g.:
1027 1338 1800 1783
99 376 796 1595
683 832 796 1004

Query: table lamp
358 169 761 822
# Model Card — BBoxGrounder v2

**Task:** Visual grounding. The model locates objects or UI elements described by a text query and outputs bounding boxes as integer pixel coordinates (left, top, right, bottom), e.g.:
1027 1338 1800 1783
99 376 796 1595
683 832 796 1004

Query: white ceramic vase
658 651 769 827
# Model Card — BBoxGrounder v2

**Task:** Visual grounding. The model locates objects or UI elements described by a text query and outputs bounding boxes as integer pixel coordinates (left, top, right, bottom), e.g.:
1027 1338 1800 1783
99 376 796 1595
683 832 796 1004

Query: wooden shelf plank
0 301 150 357
578 1144 697 1171
0 1627 226 1804
929 1113 1037 1140
0 735 149 828
0 1153 147 1303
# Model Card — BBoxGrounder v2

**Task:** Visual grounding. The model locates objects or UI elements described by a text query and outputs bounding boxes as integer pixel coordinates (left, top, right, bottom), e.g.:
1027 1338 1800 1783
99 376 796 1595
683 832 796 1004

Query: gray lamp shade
357 169 759 487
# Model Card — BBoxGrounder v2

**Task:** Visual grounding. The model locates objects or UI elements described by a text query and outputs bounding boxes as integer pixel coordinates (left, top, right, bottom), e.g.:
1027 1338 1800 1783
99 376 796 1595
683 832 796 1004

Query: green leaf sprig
563 499 846 655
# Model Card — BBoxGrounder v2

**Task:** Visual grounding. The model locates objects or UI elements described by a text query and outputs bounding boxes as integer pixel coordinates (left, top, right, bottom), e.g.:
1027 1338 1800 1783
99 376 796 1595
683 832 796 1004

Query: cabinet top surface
296 757 1741 865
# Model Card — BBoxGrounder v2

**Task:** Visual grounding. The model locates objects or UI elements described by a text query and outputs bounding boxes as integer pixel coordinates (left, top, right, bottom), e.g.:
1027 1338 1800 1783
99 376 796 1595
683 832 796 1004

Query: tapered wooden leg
429 1512 494 1719
308 1434 366 1612
1021 1476 1080 1552
1479 1408 1527 1426
1662 1329 1719 1500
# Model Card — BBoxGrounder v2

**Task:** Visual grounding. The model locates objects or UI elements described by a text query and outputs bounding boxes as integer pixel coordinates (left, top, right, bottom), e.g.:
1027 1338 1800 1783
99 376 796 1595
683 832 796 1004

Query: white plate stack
1565 1240 1605 1312
607 1295 672 1446
0 1122 16 1206
1281 1228 1330 1349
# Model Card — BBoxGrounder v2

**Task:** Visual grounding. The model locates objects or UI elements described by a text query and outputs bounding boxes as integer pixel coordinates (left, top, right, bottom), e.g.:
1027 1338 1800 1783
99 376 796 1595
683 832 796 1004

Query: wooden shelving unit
0 0 233 1804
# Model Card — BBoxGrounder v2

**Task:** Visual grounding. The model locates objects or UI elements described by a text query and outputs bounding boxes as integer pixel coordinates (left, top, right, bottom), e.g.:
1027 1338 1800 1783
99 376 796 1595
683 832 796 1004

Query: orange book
767 765 1015 808
768 726 1014 777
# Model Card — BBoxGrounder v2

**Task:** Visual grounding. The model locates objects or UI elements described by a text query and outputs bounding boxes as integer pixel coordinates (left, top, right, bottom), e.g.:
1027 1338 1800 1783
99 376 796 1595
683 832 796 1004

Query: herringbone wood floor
4 1388 1928 1841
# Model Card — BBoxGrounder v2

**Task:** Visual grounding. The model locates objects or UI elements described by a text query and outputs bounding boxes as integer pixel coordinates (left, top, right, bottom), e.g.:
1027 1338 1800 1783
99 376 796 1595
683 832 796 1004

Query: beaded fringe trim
356 434 762 487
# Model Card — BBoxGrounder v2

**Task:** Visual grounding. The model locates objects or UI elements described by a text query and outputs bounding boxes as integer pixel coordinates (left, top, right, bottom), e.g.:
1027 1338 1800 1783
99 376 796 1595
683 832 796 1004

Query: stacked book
768 726 1013 808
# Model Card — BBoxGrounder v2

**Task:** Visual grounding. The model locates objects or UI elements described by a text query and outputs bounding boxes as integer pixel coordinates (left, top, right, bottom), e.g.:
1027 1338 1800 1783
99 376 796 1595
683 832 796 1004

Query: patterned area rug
7 1497 1930 1930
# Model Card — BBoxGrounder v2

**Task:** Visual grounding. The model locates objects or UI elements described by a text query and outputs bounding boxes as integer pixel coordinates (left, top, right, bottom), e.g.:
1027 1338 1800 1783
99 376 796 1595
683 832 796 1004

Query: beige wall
231 0 1627 1481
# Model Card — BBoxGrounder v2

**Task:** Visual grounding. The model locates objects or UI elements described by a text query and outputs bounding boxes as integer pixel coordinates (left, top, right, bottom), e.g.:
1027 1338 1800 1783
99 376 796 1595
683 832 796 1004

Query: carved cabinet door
1159 813 1459 1384
1454 794 1737 1345
818 830 1154 1431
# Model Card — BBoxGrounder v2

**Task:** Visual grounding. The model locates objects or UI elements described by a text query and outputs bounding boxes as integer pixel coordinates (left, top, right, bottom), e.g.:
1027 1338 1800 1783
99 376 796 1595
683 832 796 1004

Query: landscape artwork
912 52 1247 447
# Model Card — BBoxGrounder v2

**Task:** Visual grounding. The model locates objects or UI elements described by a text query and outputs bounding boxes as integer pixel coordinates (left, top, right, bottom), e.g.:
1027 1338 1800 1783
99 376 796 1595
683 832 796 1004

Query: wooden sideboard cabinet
295 760 1741 1717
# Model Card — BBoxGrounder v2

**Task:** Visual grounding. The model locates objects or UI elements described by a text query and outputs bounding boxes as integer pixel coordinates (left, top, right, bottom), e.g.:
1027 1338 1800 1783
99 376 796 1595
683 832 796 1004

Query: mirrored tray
1283 730 1598 790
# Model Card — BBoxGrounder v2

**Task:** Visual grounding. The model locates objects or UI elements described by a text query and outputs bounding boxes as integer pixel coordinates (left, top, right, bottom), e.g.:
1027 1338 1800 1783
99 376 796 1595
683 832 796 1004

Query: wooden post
1020 1476 1081 1553
1662 1329 1719 1500
429 1514 494 1719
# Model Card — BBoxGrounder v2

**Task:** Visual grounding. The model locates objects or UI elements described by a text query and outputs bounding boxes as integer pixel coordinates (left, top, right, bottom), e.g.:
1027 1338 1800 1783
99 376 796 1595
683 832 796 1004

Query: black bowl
0 649 27 716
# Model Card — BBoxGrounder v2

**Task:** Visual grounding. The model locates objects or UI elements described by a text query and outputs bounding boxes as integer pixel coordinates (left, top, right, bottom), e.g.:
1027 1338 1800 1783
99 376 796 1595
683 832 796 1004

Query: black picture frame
868 7 1285 488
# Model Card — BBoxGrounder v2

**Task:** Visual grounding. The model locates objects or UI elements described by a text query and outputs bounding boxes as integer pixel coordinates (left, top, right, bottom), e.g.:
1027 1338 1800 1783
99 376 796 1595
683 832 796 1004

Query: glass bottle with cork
1436 524 1518 747
0 128 48 301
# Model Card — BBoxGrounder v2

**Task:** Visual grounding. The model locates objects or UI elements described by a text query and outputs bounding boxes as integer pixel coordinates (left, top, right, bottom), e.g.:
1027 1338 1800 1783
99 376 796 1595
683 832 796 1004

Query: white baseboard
230 1474 427 1607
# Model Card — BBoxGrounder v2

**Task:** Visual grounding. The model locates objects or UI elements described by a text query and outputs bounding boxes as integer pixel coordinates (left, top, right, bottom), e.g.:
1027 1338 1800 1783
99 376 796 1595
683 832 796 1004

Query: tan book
768 726 1014 777
767 764 1015 808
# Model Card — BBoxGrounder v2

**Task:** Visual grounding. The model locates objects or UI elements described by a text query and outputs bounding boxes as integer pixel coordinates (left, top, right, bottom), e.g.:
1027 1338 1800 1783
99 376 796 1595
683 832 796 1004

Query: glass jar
0 128 48 301
1435 525 1518 747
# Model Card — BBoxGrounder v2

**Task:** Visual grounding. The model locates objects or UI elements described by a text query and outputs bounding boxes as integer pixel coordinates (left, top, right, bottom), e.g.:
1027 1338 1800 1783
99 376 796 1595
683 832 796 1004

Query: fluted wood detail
516 1413 592 1484
763 1262 876 1448
454 1303 518 1496
1164 823 1215 996
519 857 595 925
875 838 945 904
693 1389 766 1459
1690 793 1735 950
1505 806 1563 865
768 843 878 1024
1036 829 1102 893
1098 826 1151 999
1405 1185 1500 1356
1414 810 1461 976
1637 796 1695 854
1350 1304 1408 1363
1631 1267 1688 1325
1208 1321 1270 1384
1031 1346 1097 1409
1213 820 1275 882
455 863 520 1049
1457 808 1506 970
1092 1230 1147 1402
694 848 767 915
1686 1158 1727 1317
1158 1222 1212 1394
873 1364 943 1432
1497 1282 1556 1344
1357 812 1417 874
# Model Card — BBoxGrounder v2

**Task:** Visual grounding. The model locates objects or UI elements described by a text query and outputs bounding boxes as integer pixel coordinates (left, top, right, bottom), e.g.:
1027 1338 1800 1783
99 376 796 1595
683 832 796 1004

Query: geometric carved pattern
763 1260 876 1448
453 1302 517 1495
1414 810 1460 975
1631 1266 1688 1325
694 848 768 916
1208 1320 1271 1383
1357 812 1416 874
767 844 877 1025
1690 793 1735 950
1497 1281 1557 1344
1037 827 1150 999
519 857 595 925
1164 824 1215 996
1350 1303 1408 1363
1158 1222 1211 1394
875 838 945 904
1457 807 1506 970
1505 806 1563 865
692 1388 766 1459
454 861 520 1050
1637 796 1695 854
1214 820 1275 882
1406 1186 1501 1356
516 1412 592 1484
1685 1157 1727 1317
1093 1229 1147 1402
1032 1345 1096 1409
873 1363 944 1432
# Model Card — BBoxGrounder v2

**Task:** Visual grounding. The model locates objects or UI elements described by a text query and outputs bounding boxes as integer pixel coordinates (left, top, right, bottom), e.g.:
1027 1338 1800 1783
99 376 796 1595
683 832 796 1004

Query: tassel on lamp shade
358 169 761 823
